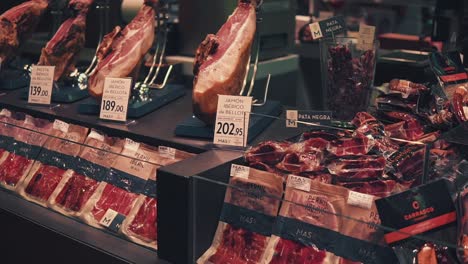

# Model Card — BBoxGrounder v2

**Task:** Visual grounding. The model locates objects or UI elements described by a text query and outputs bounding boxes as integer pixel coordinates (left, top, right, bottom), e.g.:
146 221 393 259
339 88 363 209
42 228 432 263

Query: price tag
124 138 140 153
357 23 376 51
286 110 298 128
287 175 311 192
309 15 346 40
0 109 11 117
213 95 252 147
99 77 132 122
158 146 176 159
28 65 54 105
53 119 69 133
347 190 374 209
230 164 250 179
88 130 105 142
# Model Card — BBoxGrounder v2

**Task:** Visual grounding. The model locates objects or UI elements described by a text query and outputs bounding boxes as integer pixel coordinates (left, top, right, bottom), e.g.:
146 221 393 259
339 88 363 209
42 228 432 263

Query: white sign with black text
28 65 54 105
99 77 132 122
213 95 252 147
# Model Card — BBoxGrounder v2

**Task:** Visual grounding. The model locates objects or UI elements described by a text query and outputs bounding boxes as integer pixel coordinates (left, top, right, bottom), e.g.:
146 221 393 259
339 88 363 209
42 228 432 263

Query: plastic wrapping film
18 121 89 206
197 168 284 264
0 109 24 158
81 140 159 230
0 115 52 191
48 130 124 217
120 147 194 249
261 175 396 264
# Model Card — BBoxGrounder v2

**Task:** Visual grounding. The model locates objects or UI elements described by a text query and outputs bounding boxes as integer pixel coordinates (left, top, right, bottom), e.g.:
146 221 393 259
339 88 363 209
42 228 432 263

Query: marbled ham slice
88 0 157 97
192 0 257 124
0 0 49 63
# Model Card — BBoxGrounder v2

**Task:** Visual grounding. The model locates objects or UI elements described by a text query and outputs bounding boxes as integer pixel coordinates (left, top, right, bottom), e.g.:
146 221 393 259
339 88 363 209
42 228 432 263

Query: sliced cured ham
192 0 257 124
0 0 49 63
88 0 157 97
37 0 94 81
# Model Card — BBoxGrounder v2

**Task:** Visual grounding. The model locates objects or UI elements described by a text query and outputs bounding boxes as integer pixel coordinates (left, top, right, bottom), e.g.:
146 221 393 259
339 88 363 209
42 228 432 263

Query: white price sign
357 23 376 51
213 95 252 147
99 77 132 122
28 65 54 105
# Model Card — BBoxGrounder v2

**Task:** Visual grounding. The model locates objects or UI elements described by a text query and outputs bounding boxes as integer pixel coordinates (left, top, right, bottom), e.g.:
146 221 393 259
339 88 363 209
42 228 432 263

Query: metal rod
253 74 271 106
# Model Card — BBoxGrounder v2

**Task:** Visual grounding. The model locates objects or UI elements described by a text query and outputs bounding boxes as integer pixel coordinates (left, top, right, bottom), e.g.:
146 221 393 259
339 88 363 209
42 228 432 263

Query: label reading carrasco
213 95 252 147
28 65 55 105
100 77 132 122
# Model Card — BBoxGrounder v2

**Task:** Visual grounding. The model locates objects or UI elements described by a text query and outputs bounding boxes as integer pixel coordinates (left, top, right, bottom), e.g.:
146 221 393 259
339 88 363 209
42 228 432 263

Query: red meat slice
327 155 385 180
270 238 326 264
276 151 324 174
91 184 139 222
327 134 372 157
55 172 99 212
25 165 66 201
245 141 290 165
208 224 267 264
0 153 33 186
128 197 157 242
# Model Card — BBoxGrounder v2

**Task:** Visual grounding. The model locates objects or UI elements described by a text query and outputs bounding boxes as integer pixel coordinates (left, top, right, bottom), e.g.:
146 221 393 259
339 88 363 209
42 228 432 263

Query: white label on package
287 175 311 192
28 65 54 105
158 146 176 159
286 110 298 128
25 115 34 126
99 77 132 122
124 138 140 153
88 130 105 142
357 23 376 51
53 119 69 133
230 164 250 179
0 109 11 117
400 80 411 88
213 95 252 147
99 208 118 227
347 190 374 209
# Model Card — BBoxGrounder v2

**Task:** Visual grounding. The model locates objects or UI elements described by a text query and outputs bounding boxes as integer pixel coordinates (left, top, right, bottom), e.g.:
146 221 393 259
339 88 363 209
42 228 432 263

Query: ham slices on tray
192 0 257 124
88 0 157 97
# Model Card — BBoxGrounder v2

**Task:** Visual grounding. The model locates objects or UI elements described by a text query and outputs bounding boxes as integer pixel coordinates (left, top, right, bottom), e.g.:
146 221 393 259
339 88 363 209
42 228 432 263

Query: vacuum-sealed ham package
0 115 52 191
48 130 124 217
120 147 194 249
18 120 88 206
81 140 160 230
0 109 24 159
262 175 397 264
197 166 283 264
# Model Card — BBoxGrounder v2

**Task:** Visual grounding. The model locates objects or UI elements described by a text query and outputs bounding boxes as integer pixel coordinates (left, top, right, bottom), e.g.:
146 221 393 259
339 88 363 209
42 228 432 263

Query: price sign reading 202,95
213 95 252 147
28 65 54 105
99 77 132 122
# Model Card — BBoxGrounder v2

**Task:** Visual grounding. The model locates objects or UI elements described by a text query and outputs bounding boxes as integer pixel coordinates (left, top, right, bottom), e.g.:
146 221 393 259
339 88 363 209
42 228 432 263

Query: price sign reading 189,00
101 100 125 112
99 77 132 122
216 122 243 136
30 86 49 97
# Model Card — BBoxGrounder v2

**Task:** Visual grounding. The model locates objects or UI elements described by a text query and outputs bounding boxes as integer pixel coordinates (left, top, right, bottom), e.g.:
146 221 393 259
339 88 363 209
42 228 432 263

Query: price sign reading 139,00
30 86 49 97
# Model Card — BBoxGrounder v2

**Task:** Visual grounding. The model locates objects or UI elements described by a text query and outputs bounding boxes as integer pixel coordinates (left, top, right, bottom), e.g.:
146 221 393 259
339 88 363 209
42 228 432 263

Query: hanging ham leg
0 0 49 63
37 0 94 82
88 0 157 98
192 0 257 124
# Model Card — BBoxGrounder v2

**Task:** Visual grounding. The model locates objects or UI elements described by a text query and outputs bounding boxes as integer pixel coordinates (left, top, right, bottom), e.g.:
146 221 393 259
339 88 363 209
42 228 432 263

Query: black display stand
78 84 186 118
0 68 30 90
175 100 282 142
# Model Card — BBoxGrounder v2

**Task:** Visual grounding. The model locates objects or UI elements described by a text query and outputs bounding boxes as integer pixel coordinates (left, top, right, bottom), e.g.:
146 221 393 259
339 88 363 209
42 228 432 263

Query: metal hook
141 3 173 90
252 74 271 106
